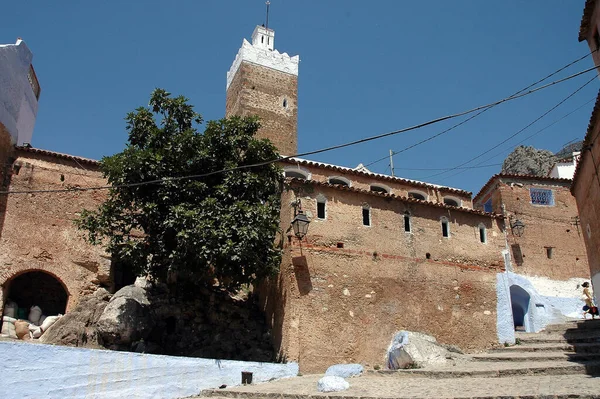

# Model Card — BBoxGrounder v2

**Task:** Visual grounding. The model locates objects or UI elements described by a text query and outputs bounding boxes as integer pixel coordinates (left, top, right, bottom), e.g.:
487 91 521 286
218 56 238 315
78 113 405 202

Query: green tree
77 89 283 292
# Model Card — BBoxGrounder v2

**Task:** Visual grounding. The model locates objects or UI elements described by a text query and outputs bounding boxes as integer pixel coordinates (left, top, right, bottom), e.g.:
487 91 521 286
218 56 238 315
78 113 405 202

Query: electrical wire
423 75 598 181
2 63 600 196
364 49 599 169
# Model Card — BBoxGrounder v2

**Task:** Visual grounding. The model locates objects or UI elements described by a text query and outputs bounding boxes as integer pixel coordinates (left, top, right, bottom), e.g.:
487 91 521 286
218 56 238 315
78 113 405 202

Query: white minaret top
226 25 299 90
252 25 275 51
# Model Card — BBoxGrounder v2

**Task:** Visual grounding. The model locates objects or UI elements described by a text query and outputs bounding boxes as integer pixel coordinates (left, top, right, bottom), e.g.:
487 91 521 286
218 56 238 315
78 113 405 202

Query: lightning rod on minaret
265 1 271 30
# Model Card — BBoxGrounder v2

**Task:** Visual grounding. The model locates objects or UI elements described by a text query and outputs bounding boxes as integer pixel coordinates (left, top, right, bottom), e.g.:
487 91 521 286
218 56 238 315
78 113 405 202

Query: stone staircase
195 320 600 399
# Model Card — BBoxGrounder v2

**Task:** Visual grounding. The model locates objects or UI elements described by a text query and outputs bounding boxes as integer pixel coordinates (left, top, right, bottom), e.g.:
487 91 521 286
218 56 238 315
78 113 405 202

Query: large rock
40 288 111 347
317 376 349 392
325 363 363 378
501 146 556 176
96 284 155 348
386 331 466 370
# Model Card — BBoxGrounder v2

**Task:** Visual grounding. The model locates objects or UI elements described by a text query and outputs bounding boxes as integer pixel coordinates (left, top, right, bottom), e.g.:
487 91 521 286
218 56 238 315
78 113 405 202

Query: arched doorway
4 271 68 317
510 285 531 332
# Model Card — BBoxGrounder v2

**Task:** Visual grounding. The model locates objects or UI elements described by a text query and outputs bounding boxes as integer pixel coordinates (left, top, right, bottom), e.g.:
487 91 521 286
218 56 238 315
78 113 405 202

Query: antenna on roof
265 1 271 30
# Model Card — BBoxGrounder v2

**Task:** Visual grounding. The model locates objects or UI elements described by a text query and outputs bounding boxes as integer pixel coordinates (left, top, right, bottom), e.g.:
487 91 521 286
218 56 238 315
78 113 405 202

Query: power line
424 75 597 181
364 49 599 169
393 163 501 172
2 63 600 196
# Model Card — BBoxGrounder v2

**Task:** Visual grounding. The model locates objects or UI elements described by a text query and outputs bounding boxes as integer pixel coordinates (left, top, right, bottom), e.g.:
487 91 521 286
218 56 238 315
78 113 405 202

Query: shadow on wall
292 256 312 296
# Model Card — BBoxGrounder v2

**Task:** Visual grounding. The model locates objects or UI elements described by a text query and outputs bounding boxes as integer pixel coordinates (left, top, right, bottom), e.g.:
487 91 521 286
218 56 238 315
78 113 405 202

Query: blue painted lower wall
0 341 298 399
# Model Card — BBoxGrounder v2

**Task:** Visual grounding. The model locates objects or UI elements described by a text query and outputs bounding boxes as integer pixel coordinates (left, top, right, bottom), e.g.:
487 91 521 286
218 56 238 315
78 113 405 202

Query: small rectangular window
483 199 493 213
362 208 370 226
546 247 553 259
479 227 486 243
317 202 326 219
530 188 554 206
404 214 411 233
441 221 449 237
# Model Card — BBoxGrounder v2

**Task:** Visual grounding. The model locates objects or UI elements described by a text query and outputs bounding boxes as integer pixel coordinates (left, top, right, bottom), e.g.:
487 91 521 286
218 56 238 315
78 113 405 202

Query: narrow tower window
546 247 554 259
283 98 288 108
403 212 411 233
441 217 450 238
362 205 371 226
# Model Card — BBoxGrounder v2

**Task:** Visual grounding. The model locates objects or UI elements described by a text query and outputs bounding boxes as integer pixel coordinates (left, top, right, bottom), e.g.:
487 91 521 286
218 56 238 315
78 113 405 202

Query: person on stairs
582 282 598 319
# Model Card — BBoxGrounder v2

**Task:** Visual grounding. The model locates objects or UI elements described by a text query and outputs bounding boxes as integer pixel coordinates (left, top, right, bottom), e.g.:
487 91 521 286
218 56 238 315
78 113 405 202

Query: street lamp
510 217 525 237
291 209 310 240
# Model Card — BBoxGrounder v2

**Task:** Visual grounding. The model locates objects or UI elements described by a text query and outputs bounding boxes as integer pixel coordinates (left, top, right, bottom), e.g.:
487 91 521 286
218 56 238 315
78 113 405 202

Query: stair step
368 360 600 378
542 320 600 332
515 333 600 344
493 342 600 353
472 351 600 362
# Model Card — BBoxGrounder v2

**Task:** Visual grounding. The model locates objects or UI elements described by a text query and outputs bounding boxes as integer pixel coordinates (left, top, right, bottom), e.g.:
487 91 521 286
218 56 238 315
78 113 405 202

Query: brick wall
0 150 110 314
226 62 298 156
259 181 504 373
491 180 589 280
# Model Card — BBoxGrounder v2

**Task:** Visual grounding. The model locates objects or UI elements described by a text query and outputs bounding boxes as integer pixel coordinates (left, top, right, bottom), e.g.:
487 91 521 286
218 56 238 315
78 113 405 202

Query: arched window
316 194 326 220
362 204 371 226
443 197 460 207
329 176 351 187
283 98 288 108
284 167 311 180
441 216 450 238
408 191 427 201
479 223 487 244
370 183 391 194
403 211 411 233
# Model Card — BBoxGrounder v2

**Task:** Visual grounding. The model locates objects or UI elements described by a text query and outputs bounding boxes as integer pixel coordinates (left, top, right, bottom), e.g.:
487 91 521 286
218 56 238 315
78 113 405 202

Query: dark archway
510 285 530 332
5 271 68 316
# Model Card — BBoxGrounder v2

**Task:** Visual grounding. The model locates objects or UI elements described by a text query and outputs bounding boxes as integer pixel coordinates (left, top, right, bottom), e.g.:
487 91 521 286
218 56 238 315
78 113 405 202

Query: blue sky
2 1 597 195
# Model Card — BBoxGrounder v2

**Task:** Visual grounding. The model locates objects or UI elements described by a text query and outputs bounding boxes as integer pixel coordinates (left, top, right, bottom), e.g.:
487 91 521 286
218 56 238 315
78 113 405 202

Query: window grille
530 188 554 206
483 199 493 213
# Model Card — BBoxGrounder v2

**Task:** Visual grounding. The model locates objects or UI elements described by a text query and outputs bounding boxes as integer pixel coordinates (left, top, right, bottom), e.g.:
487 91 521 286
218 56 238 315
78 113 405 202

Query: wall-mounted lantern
510 217 525 237
291 199 310 240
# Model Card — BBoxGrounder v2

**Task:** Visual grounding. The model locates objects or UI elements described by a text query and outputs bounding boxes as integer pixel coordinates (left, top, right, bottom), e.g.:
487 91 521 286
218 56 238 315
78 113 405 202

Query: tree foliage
77 89 283 292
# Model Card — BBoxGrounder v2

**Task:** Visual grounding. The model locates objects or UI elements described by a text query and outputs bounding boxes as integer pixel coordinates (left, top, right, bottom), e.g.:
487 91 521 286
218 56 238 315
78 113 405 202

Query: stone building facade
575 0 600 297
0 147 110 317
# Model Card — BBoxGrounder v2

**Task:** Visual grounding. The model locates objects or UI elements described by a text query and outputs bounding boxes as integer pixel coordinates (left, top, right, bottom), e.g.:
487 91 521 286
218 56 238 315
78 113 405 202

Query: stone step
541 319 600 333
197 374 600 399
366 360 600 378
472 351 600 362
492 342 600 353
515 332 600 344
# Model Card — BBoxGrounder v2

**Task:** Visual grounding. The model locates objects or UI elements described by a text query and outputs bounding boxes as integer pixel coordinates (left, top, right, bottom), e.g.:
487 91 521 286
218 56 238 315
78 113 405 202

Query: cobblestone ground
198 373 600 398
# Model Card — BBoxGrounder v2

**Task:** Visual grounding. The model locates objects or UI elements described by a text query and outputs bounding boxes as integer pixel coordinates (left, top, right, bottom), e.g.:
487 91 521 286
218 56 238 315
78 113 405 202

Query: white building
0 38 40 146
548 152 581 179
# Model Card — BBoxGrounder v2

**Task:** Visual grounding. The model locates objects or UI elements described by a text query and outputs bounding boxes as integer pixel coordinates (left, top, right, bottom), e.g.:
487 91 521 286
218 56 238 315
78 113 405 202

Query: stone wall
488 179 588 280
260 182 504 373
0 148 109 314
226 61 298 156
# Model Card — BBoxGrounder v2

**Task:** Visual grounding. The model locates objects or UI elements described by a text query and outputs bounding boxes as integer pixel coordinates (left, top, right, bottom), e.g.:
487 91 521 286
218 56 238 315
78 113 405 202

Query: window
370 184 390 194
479 224 486 243
284 167 310 180
329 176 351 187
362 205 371 226
530 188 554 206
483 199 493 213
316 194 326 220
443 197 460 207
283 98 288 108
403 211 411 233
441 217 449 238
408 191 426 201
546 247 553 259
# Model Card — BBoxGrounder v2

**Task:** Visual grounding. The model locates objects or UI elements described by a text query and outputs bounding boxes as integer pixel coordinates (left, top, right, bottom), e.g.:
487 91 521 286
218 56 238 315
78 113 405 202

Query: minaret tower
225 22 300 156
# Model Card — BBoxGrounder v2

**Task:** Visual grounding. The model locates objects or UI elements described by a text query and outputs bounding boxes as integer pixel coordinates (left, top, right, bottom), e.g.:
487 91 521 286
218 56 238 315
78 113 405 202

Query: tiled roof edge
579 0 597 42
474 173 573 203
15 146 101 166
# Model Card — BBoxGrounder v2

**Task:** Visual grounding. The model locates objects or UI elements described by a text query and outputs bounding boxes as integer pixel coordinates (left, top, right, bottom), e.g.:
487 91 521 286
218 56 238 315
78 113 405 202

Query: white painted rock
325 363 363 378
317 376 349 392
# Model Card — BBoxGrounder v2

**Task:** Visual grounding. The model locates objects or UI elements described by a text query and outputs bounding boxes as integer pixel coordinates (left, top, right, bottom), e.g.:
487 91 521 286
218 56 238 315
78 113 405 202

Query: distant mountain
501 146 556 177
554 140 583 160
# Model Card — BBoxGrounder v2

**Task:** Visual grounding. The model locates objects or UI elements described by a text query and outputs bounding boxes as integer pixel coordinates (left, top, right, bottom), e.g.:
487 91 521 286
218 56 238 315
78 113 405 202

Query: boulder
96 285 154 348
15 320 29 339
40 288 111 346
386 331 466 370
317 376 349 392
325 363 363 378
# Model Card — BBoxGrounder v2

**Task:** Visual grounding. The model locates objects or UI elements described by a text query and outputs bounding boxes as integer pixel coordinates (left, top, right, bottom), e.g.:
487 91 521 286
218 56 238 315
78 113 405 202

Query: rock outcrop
501 146 556 177
386 331 467 370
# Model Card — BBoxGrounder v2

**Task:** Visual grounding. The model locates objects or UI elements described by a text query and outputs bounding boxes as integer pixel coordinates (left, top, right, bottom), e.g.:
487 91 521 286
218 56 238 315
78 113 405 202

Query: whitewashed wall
0 341 298 399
